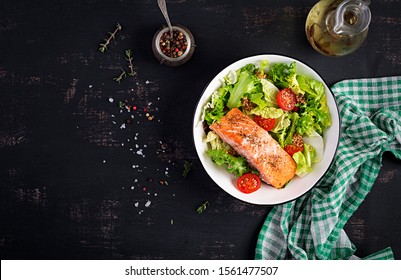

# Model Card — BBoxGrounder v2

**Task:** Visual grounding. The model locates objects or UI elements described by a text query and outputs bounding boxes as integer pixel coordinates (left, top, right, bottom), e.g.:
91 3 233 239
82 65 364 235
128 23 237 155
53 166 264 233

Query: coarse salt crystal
120 123 126 129
134 202 139 207
109 97 114 103
145 200 151 207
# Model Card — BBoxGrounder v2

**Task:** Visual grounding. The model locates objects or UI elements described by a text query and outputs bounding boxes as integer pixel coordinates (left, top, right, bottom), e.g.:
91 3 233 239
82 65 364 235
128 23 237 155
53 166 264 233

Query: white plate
193 54 340 205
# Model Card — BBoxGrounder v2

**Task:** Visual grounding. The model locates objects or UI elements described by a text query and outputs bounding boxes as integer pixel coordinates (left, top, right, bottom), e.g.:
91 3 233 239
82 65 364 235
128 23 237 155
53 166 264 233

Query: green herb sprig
99 23 122 53
196 201 209 214
125 49 137 77
112 50 136 83
113 68 126 83
183 161 194 178
118 100 126 109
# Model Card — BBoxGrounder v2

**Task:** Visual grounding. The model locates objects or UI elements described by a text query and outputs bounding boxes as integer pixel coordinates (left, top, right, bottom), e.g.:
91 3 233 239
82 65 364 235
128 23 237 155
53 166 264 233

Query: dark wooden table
1 0 400 260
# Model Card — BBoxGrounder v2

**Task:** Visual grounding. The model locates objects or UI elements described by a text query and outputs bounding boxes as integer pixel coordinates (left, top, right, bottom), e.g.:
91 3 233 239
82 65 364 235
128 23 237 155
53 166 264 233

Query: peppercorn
159 29 188 58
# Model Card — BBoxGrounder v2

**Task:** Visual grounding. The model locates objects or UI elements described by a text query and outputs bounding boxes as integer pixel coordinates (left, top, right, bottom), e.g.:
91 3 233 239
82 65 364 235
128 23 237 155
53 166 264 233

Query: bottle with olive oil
305 0 371 56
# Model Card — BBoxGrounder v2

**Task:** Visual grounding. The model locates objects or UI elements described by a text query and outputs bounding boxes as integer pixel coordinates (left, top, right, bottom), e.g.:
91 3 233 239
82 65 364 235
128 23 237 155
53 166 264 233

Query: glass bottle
305 0 371 56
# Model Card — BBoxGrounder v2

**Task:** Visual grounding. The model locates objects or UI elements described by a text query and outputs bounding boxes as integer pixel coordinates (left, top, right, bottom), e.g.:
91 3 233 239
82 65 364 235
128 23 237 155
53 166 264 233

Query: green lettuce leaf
205 131 229 150
207 149 251 177
250 106 283 119
203 86 230 125
223 70 238 85
267 62 296 89
292 143 316 177
271 112 291 134
259 60 269 75
284 112 299 146
248 92 268 109
227 71 259 109
288 74 331 136
260 79 279 108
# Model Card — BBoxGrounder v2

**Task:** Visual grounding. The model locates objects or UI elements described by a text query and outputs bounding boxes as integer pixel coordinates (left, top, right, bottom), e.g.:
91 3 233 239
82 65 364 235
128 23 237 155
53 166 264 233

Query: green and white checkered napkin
255 76 401 260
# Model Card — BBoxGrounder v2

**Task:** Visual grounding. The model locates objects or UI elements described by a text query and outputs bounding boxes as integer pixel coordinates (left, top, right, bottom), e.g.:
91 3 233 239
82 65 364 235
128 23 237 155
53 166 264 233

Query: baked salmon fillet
210 108 296 189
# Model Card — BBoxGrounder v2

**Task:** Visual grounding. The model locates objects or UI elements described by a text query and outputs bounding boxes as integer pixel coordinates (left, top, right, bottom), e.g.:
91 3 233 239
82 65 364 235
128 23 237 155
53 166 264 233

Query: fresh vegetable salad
202 60 332 191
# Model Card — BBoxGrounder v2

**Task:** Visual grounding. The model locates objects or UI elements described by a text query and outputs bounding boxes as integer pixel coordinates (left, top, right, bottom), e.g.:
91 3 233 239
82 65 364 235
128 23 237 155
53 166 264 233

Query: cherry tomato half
237 173 261 194
276 88 297 111
253 115 276 132
284 144 304 157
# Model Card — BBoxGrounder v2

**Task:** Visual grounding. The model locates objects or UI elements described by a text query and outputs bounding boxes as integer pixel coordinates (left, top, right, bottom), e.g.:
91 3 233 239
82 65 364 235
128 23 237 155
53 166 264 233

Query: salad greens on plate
202 60 332 183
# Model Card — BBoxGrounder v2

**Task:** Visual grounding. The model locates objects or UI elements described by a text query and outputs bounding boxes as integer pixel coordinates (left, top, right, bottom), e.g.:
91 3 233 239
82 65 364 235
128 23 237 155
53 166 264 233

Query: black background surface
1 0 400 259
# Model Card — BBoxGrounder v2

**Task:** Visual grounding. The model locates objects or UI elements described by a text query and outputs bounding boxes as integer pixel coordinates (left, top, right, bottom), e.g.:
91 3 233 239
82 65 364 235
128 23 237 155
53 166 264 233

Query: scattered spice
292 133 304 149
145 112 154 121
255 70 267 79
159 30 188 58
99 23 122 53
196 201 209 214
241 97 256 111
159 180 169 185
182 160 194 177
160 143 168 150
296 93 306 105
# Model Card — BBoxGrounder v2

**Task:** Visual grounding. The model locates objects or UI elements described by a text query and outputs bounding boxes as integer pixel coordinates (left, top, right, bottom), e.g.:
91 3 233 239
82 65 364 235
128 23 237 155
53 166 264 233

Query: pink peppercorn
159 29 188 58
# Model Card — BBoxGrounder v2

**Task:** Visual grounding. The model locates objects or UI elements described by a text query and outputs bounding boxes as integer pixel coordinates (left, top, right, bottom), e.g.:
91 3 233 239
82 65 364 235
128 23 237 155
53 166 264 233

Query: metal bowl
152 24 195 66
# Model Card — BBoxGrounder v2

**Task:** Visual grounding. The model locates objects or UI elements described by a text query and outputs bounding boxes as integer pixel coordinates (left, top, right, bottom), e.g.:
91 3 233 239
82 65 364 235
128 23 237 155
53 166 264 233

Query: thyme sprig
196 201 209 214
99 23 122 53
183 161 194 178
113 68 126 83
125 49 137 77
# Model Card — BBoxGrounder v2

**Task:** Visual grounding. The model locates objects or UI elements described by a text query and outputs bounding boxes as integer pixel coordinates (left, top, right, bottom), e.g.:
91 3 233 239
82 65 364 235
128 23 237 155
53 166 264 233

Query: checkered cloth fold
255 76 401 260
